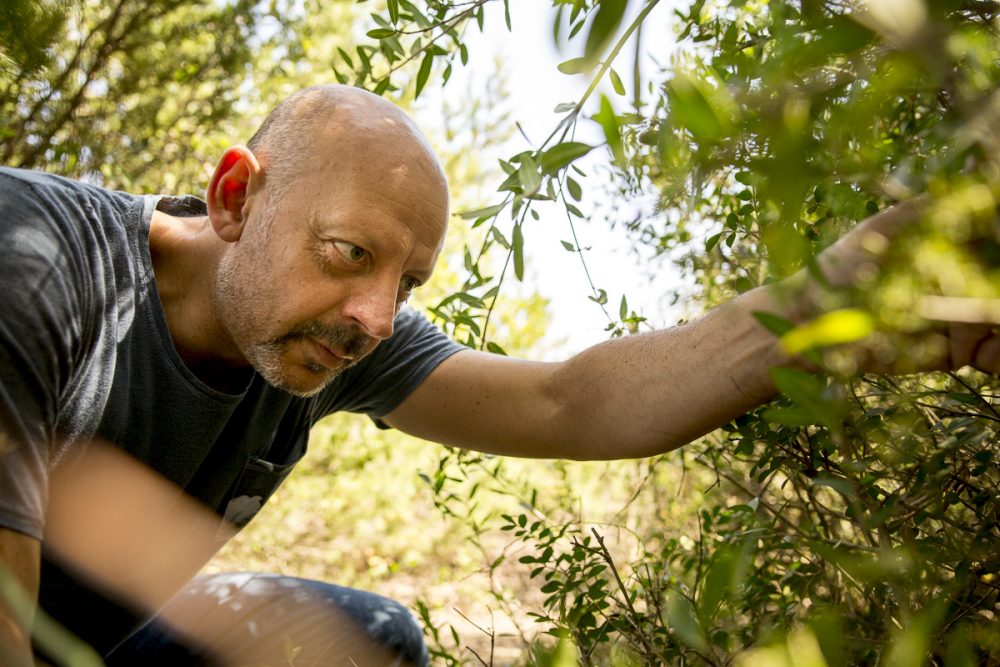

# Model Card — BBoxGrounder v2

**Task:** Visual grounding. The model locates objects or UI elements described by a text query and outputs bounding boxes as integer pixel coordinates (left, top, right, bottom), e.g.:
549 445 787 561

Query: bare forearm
389 278 805 460
544 285 795 459
542 199 931 459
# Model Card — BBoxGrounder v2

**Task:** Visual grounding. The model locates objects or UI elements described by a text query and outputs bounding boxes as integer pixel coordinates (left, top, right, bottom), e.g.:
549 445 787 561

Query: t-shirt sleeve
313 306 463 423
0 173 88 540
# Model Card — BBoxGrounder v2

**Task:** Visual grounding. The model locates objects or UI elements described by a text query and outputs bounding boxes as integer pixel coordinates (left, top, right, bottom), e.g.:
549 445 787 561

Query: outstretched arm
386 199 999 459
386 278 791 459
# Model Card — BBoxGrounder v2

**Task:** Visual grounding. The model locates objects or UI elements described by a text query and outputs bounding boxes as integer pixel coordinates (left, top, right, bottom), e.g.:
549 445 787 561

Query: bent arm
0 527 39 667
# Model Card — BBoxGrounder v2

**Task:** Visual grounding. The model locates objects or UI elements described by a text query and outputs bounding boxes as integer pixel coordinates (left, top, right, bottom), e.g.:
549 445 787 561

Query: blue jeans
102 573 429 666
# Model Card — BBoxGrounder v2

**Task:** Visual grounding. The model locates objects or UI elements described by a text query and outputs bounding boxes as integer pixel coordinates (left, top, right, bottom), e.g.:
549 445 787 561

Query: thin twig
589 527 660 663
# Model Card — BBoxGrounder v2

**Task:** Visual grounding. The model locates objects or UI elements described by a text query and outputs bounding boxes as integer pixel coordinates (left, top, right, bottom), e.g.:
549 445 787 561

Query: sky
416 0 686 358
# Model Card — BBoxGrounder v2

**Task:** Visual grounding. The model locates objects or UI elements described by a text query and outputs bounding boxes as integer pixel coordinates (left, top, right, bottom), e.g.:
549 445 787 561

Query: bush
349 0 1000 663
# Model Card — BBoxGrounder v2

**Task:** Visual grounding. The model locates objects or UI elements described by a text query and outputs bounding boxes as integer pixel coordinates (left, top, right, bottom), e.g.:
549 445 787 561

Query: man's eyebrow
307 213 342 234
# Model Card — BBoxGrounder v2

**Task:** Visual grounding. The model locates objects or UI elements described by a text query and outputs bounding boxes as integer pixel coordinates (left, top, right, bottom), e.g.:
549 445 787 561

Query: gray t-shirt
0 167 462 650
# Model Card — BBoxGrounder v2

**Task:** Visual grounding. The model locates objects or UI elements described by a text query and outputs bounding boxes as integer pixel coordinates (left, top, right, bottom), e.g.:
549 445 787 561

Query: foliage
343 0 1000 664
0 0 358 192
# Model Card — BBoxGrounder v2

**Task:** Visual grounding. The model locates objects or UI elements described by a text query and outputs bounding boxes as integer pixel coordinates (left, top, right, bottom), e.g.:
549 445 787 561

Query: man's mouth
308 338 351 370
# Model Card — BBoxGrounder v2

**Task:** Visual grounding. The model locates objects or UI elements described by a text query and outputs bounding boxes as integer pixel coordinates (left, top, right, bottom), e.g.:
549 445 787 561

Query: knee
163 573 430 666
311 582 429 667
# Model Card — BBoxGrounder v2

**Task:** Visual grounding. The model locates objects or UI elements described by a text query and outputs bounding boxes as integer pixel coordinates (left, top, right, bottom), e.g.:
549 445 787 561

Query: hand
786 195 1000 376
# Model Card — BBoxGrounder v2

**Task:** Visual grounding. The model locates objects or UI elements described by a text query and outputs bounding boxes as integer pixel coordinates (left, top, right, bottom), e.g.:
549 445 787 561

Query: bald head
246 85 446 202
208 86 451 395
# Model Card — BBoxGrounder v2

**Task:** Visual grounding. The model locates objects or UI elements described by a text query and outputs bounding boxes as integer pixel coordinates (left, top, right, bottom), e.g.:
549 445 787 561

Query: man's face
213 137 448 397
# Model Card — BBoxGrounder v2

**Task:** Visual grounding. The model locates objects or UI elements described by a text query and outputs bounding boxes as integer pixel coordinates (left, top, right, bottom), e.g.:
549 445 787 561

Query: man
0 84 996 666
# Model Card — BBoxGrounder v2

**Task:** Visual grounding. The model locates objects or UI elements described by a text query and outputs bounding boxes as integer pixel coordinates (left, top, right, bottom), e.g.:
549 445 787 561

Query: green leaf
768 368 843 430
490 227 510 249
398 0 430 28
386 0 399 24
455 292 485 308
567 176 582 201
366 28 397 39
512 223 525 281
780 308 875 355
548 635 580 667
666 591 707 651
884 599 948 667
944 626 976 667
540 580 561 594
667 71 737 143
770 367 824 407
812 475 857 500
557 57 591 75
458 203 506 220
705 232 722 252
517 155 541 195
414 52 433 98
808 608 846 667
584 0 628 65
619 295 628 320
753 311 796 337
700 547 743 621
610 68 626 95
486 341 508 356
356 45 373 69
594 95 625 168
540 142 594 174
763 405 822 427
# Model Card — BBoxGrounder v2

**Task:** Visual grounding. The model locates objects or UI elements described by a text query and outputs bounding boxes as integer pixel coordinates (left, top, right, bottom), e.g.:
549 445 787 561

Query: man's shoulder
0 167 145 218
0 166 102 196
0 167 151 335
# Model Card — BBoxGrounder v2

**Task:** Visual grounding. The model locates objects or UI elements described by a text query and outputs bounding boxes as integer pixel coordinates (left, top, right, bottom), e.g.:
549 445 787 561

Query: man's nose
341 283 397 341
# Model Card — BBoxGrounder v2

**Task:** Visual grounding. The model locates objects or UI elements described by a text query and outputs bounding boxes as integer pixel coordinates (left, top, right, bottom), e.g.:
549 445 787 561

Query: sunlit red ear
206 146 261 242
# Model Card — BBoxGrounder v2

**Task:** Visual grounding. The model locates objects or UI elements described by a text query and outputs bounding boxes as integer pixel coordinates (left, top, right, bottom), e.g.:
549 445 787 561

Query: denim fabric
104 573 428 667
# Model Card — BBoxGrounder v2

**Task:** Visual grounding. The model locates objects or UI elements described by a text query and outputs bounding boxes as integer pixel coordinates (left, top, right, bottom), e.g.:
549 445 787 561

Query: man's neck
148 210 251 389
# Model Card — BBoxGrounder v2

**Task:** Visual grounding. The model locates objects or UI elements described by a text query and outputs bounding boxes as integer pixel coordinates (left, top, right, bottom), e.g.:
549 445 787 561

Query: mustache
275 320 370 361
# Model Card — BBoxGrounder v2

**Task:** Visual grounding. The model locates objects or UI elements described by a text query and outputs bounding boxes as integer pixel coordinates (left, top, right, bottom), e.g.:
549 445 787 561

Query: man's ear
206 146 262 242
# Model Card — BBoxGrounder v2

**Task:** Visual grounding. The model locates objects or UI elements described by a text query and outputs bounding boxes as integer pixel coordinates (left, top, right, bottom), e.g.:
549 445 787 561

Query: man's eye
333 241 368 264
399 276 420 302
